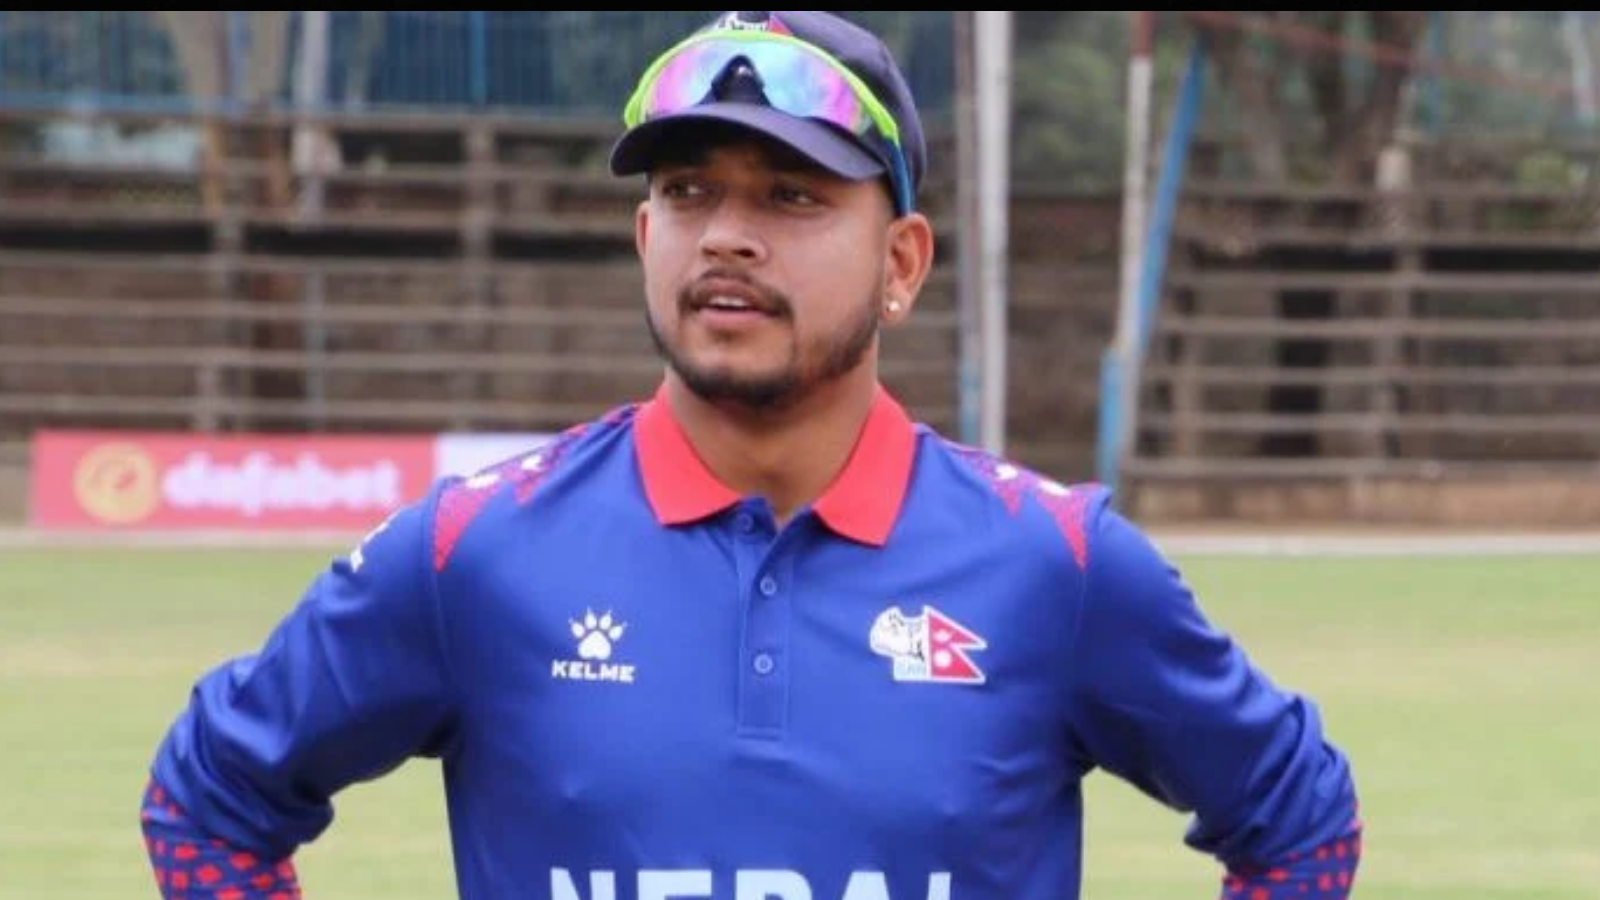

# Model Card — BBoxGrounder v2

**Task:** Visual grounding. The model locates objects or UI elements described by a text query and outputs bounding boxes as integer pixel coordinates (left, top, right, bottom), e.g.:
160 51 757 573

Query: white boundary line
0 529 362 549
1150 532 1600 557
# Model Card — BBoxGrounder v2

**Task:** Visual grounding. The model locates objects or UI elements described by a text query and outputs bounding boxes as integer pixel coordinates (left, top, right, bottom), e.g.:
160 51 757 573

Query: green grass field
2 545 1597 899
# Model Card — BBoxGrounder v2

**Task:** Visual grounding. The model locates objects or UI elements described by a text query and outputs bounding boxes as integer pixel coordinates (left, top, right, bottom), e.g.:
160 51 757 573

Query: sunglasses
623 29 915 216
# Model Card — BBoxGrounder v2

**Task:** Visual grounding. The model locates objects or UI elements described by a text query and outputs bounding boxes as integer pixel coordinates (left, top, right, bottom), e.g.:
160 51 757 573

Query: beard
646 278 880 413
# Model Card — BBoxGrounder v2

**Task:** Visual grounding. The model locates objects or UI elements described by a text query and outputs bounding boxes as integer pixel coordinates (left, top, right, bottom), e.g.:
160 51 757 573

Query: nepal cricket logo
869 605 987 684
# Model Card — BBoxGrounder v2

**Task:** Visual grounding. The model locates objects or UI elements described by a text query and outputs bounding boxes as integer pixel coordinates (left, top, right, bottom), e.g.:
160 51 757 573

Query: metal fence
0 11 956 118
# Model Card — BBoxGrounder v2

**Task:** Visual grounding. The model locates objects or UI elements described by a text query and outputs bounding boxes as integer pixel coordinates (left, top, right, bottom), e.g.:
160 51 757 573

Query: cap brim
609 103 885 182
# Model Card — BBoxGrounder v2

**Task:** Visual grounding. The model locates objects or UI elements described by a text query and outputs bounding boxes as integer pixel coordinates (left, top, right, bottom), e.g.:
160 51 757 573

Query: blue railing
0 11 187 112
0 11 955 118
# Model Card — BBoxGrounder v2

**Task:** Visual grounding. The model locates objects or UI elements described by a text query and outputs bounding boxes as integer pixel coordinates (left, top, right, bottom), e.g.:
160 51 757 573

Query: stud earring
887 301 902 313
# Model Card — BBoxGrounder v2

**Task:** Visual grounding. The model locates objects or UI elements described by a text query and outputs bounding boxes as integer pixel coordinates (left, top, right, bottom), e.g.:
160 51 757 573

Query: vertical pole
953 11 982 447
1099 11 1154 489
975 10 1012 455
293 9 331 219
225 9 248 110
294 11 331 425
1424 10 1444 136
1564 10 1597 124
1098 34 1205 494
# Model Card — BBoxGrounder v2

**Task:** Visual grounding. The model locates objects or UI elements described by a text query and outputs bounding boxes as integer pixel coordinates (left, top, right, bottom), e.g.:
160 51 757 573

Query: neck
665 369 878 526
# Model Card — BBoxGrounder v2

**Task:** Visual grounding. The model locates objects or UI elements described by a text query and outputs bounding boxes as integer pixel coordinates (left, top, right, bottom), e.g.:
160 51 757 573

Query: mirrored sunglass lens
741 44 868 133
645 45 732 115
645 40 869 135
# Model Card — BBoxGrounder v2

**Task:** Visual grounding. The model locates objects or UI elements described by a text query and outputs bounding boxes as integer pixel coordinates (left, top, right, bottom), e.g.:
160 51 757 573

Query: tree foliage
1189 11 1428 184
1009 12 1600 188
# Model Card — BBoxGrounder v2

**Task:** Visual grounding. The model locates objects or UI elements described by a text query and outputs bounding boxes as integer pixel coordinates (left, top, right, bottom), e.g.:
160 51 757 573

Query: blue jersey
145 384 1360 900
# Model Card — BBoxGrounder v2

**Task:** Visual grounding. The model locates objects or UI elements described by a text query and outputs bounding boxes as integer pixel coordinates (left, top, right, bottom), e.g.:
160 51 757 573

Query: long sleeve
143 480 459 888
1064 498 1361 898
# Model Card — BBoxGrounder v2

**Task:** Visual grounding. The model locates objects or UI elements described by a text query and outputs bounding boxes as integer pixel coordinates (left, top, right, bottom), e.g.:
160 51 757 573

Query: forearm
1221 819 1361 900
141 778 302 900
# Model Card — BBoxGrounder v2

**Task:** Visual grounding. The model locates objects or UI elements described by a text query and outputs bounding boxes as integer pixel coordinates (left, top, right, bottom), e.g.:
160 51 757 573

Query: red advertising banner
29 431 435 531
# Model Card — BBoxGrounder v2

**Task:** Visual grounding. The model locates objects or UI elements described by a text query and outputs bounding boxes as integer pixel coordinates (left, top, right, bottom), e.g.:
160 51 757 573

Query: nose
697 198 767 264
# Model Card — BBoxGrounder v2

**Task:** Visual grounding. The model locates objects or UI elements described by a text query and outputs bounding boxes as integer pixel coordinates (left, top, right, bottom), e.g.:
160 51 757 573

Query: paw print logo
571 610 626 661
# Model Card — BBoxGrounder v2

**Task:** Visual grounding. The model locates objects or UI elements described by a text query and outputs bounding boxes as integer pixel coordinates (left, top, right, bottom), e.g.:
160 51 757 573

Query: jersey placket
729 503 796 741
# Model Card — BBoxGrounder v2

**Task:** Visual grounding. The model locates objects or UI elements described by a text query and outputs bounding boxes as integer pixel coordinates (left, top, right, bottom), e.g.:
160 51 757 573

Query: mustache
680 270 792 319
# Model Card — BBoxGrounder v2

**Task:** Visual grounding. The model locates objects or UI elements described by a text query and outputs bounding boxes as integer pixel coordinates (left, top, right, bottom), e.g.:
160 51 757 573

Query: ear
881 211 935 324
634 200 651 261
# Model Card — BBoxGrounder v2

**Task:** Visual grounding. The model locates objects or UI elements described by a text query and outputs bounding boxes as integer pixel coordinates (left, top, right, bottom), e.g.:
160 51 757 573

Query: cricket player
142 11 1362 899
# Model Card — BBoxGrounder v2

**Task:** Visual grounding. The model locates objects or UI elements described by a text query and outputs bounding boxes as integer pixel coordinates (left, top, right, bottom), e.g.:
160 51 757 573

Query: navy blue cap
608 11 927 214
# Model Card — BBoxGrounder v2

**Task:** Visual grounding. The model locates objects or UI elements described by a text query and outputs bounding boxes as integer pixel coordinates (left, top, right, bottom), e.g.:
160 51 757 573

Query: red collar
633 383 917 546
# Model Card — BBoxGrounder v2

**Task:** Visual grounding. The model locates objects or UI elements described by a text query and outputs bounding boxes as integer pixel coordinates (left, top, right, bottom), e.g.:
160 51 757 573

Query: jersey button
758 575 779 596
752 652 776 675
734 513 755 533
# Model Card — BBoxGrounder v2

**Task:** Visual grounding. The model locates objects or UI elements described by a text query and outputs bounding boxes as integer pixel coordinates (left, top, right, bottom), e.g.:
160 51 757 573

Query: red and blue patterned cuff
140 778 302 900
1222 821 1362 900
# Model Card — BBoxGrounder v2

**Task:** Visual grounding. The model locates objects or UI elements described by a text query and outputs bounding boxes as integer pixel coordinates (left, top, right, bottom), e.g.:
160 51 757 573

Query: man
142 11 1361 900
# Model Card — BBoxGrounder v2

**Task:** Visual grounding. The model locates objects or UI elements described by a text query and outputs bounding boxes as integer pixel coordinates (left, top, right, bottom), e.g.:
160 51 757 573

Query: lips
686 277 784 318
702 295 761 313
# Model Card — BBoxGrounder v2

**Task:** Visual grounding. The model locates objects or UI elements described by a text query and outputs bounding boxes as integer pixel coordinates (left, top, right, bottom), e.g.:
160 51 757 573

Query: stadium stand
5 11 1600 527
